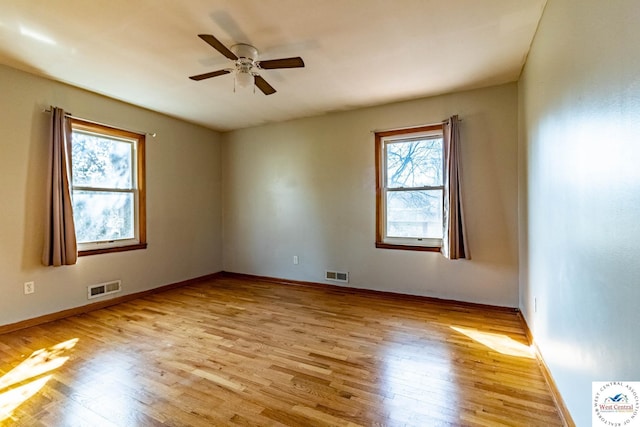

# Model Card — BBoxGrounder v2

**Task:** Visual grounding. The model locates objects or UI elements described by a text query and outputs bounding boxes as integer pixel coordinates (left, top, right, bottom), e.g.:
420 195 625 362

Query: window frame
70 118 147 256
375 124 444 252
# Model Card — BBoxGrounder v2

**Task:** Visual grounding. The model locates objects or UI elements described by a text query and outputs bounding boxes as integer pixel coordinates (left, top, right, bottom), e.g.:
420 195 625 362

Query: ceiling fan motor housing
233 43 258 61
232 44 258 76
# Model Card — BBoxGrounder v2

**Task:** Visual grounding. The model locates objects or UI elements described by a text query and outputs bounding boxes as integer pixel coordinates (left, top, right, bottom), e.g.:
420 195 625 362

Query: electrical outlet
534 297 537 313
24 281 35 294
293 255 299 265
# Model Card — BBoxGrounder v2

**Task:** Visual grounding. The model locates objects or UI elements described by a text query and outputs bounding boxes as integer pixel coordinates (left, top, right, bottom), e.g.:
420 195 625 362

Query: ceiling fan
189 34 305 95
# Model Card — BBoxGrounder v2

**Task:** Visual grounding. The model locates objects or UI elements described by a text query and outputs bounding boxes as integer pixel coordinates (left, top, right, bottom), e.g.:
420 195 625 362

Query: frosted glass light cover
236 71 253 88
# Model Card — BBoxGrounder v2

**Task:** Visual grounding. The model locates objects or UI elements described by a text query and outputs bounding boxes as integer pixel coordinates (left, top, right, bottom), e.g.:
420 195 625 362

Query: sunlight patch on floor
0 375 51 420
0 338 78 422
451 326 534 359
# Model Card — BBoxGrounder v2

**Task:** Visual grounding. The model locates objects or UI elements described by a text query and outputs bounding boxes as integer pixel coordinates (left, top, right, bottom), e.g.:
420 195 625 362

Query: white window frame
70 119 147 255
375 124 444 251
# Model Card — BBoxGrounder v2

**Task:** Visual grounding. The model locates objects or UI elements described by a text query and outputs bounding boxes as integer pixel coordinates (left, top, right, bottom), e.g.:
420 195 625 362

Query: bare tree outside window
386 137 443 239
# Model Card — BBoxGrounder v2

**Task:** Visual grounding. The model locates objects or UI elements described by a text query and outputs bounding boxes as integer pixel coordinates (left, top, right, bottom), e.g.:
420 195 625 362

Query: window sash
72 187 140 248
381 188 444 245
71 129 137 190
384 136 444 190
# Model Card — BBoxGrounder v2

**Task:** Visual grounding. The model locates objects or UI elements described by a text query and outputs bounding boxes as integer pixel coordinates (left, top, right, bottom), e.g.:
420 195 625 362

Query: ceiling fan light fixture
235 70 253 88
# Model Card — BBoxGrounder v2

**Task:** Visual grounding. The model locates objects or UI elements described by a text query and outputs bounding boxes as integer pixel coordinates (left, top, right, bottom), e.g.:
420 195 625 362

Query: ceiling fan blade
254 75 276 95
198 34 238 61
257 57 305 70
189 69 231 81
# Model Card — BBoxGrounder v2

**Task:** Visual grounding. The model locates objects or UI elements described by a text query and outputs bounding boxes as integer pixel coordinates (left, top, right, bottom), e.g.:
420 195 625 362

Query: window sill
375 242 441 252
78 243 147 257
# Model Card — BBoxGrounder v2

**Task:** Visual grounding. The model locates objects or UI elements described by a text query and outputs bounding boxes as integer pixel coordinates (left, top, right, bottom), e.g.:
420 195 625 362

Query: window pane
72 191 134 243
72 131 133 189
386 137 443 188
386 190 443 239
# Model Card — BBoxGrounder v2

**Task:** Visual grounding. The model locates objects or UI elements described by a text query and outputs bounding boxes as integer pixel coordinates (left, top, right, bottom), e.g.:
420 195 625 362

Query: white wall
222 84 519 307
0 65 223 326
519 0 640 424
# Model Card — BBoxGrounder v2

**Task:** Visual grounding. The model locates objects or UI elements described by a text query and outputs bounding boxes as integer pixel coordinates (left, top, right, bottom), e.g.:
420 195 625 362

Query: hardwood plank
0 275 564 426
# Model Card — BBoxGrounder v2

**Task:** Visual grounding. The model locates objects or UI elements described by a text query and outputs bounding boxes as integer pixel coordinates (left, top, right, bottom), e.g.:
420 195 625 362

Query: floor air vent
325 270 349 283
88 280 121 299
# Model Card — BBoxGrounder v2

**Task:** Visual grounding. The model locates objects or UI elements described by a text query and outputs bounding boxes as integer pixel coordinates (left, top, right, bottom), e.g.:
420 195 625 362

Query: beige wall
519 0 640 424
0 64 223 326
222 83 519 306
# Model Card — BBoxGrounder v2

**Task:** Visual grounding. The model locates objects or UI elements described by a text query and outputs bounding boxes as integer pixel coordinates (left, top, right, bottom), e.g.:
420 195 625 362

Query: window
70 119 146 255
375 124 444 251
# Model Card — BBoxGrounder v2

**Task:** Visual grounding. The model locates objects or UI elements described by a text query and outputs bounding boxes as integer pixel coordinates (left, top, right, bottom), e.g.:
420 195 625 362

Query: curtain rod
370 118 461 134
43 108 157 138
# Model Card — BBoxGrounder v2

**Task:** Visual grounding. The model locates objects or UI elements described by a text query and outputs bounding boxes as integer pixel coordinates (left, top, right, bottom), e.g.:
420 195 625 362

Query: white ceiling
0 0 546 132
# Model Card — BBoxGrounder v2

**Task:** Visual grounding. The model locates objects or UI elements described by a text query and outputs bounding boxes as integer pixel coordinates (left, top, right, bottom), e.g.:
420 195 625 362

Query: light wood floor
0 275 562 426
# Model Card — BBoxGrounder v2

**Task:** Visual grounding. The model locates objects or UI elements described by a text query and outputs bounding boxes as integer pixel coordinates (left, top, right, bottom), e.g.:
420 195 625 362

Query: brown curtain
442 115 469 260
42 107 78 266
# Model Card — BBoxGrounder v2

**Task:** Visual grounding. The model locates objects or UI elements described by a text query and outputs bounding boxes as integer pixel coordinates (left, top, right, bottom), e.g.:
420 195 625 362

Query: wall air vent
325 270 349 283
88 280 121 299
